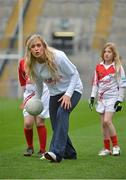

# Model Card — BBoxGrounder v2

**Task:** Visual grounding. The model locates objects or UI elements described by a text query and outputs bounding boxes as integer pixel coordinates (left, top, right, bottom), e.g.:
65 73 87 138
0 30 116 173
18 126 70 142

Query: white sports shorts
96 98 117 113
23 84 50 119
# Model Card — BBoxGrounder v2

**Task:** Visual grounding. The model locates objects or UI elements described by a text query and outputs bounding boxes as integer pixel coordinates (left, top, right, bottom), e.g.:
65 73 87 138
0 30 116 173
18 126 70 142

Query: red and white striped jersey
18 58 36 100
18 58 50 118
18 58 33 86
91 62 126 101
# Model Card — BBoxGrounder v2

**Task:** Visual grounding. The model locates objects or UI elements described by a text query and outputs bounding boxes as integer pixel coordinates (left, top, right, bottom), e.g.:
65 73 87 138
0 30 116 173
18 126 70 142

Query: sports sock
24 128 33 149
37 125 47 153
110 135 118 147
104 139 110 150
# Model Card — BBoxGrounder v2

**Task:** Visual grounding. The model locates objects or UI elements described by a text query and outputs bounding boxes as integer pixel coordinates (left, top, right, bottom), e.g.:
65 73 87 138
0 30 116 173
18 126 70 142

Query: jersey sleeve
18 59 26 86
118 65 126 88
117 65 126 101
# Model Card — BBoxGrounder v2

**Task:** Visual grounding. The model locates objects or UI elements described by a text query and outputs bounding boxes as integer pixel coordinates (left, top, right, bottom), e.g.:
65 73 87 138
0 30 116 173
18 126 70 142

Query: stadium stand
0 0 126 99
108 0 126 60
92 0 115 49
23 0 45 39
0 0 17 97
0 0 17 50
37 0 100 51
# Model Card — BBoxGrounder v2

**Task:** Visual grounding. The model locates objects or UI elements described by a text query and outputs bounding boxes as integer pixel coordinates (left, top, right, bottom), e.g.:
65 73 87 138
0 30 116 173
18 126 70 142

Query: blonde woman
89 42 126 156
24 34 83 163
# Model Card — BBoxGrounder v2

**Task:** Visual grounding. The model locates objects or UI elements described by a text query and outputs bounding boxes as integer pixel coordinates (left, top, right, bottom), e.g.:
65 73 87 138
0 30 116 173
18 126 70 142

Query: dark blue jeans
49 91 81 162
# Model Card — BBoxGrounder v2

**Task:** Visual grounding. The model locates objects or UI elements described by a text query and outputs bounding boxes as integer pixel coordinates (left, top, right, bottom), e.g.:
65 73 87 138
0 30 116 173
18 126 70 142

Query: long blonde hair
100 42 122 73
24 34 59 80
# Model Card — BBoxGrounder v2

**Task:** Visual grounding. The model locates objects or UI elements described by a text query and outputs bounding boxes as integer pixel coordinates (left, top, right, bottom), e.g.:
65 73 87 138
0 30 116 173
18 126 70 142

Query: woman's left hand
58 95 71 110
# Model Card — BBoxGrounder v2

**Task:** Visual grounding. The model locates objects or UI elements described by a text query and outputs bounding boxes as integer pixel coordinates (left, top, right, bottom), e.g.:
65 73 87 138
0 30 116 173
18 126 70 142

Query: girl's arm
117 65 126 101
18 59 27 87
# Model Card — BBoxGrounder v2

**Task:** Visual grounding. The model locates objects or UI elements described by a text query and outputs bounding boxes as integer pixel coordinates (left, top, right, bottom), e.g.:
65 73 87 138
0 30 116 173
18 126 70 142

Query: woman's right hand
58 95 72 110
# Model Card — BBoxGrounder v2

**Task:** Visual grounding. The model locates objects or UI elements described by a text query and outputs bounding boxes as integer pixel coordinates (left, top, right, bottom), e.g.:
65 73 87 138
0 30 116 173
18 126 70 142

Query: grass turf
0 98 126 179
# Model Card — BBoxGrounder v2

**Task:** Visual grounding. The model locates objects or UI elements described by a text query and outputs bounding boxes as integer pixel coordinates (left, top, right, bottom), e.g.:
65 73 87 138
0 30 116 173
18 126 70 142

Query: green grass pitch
0 98 126 179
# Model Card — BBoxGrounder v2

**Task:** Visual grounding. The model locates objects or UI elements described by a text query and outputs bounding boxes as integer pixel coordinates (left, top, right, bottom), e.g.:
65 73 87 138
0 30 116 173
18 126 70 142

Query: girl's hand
58 95 71 110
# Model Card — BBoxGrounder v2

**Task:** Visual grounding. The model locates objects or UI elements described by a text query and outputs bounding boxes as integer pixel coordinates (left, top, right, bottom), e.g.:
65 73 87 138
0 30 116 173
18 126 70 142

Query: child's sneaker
112 146 120 156
24 147 34 156
98 149 111 156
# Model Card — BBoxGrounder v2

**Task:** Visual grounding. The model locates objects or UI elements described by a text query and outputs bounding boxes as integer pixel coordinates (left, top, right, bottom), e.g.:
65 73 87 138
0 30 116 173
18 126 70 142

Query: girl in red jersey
18 58 49 158
89 42 126 156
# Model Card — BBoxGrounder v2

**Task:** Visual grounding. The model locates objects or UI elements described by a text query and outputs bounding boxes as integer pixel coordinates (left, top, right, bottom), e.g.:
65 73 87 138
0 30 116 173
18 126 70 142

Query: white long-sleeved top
34 50 83 98
91 62 126 102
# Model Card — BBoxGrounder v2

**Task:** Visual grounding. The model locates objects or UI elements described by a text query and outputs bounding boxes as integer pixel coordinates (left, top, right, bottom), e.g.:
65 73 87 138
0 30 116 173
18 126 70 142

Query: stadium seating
108 0 126 59
0 0 126 98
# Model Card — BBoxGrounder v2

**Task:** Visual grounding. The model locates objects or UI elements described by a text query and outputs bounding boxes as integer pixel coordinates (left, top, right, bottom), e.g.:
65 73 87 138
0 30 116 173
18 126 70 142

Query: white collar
100 61 115 66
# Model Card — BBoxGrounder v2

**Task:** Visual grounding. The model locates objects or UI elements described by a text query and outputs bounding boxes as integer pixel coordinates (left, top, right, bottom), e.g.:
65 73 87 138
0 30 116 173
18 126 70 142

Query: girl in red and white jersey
89 42 126 156
18 58 49 158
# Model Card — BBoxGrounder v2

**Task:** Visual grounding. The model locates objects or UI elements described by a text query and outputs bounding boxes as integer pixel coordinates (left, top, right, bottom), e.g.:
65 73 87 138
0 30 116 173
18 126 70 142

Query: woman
18 57 49 159
89 42 126 156
24 34 83 162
